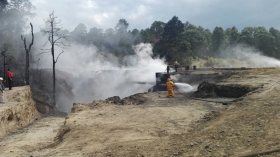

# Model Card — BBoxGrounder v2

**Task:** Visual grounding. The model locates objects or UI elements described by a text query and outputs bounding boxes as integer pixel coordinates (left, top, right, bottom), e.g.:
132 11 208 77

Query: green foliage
70 23 87 44
238 27 255 46
153 16 185 63
204 57 218 67
183 27 204 56
64 15 280 63
204 57 241 67
162 16 184 41
254 27 275 56
148 21 165 44
211 27 224 55
87 27 104 49
229 26 239 46
4 6 280 87
115 19 129 34
182 57 193 65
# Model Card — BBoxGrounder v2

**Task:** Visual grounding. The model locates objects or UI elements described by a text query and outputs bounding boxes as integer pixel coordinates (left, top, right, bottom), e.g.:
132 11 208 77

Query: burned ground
193 81 259 98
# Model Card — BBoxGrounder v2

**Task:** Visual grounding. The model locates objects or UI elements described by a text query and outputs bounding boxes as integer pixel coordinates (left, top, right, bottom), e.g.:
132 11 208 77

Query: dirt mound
193 82 218 98
105 93 152 105
70 93 151 113
0 86 40 137
193 81 258 98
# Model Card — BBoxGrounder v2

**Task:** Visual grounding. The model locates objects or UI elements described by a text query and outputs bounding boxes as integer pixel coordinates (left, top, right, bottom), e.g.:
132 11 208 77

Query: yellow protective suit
166 80 174 97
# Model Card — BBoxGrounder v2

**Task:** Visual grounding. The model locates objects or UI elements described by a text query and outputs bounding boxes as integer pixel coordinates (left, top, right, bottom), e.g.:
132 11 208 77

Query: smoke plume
207 44 280 68
35 43 166 112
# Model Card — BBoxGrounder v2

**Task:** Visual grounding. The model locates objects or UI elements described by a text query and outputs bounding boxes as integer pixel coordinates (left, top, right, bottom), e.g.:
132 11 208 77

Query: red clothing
7 71 13 79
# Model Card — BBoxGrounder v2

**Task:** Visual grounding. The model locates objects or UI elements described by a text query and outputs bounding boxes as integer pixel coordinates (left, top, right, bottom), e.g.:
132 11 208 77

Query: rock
105 96 121 104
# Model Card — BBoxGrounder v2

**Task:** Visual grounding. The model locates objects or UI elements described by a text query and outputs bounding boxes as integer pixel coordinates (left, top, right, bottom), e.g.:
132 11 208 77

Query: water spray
174 83 193 93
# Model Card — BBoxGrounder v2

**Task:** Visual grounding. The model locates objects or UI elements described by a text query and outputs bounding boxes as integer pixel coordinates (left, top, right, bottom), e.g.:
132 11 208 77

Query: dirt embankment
0 86 40 137
37 68 280 157
0 68 280 157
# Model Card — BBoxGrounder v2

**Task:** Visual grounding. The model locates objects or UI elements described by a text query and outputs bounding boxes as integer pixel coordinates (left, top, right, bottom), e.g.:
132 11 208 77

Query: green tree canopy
115 19 129 34
211 27 224 56
70 23 87 44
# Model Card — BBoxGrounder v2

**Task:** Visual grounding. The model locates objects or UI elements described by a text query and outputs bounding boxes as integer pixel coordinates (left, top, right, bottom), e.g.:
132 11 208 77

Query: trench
192 81 259 98
150 70 262 105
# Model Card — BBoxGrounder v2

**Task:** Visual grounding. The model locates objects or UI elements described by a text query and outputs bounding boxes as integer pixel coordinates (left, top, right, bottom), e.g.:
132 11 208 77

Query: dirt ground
0 68 280 157
0 86 39 137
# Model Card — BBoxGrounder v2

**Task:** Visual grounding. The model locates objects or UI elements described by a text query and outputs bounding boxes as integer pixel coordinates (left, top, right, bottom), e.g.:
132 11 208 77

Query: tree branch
55 50 64 63
53 36 63 43
37 51 50 56
28 23 34 52
20 35 28 52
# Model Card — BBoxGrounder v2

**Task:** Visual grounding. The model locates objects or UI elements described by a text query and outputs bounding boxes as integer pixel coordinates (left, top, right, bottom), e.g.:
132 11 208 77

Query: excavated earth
0 68 280 157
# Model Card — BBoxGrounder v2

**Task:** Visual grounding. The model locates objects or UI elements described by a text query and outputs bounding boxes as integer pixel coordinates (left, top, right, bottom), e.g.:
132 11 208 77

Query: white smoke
219 44 280 68
35 43 166 112
231 45 280 67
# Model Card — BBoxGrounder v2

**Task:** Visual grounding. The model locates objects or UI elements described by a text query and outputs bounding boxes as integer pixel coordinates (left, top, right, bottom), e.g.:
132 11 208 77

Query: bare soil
0 86 39 137
0 68 280 157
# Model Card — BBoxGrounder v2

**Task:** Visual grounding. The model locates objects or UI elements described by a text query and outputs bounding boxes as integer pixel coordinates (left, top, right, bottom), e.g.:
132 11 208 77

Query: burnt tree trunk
41 11 68 109
21 23 34 85
1 44 8 85
48 18 57 108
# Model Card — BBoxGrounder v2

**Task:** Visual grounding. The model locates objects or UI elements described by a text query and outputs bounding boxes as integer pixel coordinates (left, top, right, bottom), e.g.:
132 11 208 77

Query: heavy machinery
147 72 171 92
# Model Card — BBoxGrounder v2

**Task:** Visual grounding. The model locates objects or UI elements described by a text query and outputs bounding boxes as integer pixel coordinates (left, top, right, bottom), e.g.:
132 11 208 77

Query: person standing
166 65 170 74
0 77 5 103
166 78 174 97
7 69 13 90
174 61 179 72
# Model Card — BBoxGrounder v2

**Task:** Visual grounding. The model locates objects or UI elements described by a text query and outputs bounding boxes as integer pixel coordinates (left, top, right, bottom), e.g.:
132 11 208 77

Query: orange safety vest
166 81 174 90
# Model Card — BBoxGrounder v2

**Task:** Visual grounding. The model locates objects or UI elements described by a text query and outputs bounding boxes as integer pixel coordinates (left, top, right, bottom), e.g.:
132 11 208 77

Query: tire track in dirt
0 116 65 157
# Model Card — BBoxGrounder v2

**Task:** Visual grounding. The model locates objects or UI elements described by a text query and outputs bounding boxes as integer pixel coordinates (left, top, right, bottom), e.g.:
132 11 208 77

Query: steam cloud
36 43 166 112
232 45 280 67
220 44 280 68
34 42 280 113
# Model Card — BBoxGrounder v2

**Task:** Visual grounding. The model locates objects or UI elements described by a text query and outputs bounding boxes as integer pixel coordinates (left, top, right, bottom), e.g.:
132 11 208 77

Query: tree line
2 0 280 83
1 0 280 108
67 16 280 65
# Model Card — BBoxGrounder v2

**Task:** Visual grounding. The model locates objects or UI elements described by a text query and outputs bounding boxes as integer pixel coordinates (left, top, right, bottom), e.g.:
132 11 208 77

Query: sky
29 0 280 33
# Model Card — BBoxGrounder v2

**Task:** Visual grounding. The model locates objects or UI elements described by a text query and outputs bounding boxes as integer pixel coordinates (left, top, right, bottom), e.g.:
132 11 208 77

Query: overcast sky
29 0 280 33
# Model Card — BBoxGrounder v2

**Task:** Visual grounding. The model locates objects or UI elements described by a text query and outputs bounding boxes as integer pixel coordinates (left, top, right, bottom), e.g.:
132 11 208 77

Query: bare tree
1 43 8 81
21 22 34 85
41 11 68 108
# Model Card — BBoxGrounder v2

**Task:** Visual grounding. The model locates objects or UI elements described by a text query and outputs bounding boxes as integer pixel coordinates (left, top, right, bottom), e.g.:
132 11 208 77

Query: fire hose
173 87 232 105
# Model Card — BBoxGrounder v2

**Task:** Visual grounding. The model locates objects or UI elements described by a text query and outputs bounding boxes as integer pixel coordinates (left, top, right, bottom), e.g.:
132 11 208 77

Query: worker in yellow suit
166 78 174 97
